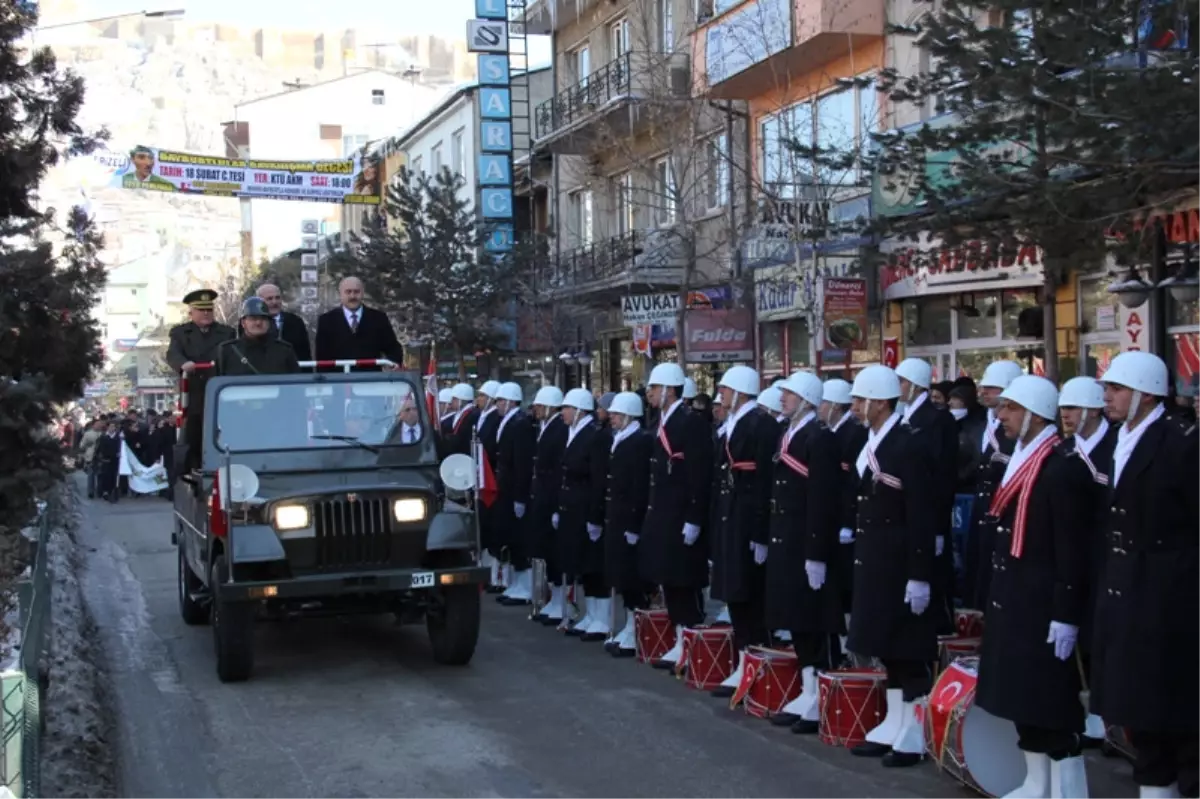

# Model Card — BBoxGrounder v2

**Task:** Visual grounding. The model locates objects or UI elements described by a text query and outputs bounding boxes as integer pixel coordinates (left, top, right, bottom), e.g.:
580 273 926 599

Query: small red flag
424 346 438 426
476 443 498 508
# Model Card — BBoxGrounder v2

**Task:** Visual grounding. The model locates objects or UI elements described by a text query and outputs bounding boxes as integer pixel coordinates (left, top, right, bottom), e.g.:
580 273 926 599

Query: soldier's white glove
935 535 945 556
181 361 196 374
805 560 826 591
682 523 700 546
751 542 768 565
551 512 559 530
904 580 931 615
587 523 602 542
1047 621 1078 661
514 502 526 519
839 528 855 544
624 531 638 546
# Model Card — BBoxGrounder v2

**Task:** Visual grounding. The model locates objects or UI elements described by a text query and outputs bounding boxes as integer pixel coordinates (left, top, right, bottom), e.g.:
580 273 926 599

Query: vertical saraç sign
470 0 515 254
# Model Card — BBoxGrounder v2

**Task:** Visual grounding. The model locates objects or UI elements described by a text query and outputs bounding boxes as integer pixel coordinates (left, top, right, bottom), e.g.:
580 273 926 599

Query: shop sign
684 308 754 363
1119 300 1152 352
1106 195 1200 246
622 292 680 326
818 278 868 362
742 194 871 269
880 232 1044 300
754 257 862 321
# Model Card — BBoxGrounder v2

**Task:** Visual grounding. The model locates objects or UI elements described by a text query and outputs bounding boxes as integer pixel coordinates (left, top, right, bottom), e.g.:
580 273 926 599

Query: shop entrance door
907 349 954 382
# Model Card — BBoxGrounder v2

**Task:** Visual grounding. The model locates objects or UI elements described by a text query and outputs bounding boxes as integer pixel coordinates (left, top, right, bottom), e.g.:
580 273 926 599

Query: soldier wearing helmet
215 297 301 377
528 386 570 627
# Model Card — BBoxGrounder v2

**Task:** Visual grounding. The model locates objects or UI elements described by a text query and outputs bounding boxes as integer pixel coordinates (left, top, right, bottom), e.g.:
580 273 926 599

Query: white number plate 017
410 571 435 589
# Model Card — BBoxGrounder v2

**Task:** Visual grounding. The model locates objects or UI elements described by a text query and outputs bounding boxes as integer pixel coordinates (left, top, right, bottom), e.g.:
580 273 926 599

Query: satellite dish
218 464 260 504
439 454 476 493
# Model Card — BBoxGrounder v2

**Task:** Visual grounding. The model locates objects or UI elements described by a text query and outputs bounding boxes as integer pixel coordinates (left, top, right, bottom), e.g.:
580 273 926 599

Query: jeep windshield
214 378 427 453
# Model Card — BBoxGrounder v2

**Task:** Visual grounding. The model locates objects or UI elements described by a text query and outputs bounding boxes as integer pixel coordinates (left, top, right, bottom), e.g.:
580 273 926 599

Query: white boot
1003 751 1052 798
1083 713 1105 740
585 598 612 636
1050 755 1088 799
778 666 820 720
614 613 637 651
719 649 746 689
716 605 731 624
511 569 533 601
571 597 595 632
890 698 926 755
865 688 904 745
500 566 519 598
606 604 627 645
1140 786 1181 799
657 625 685 664
542 585 564 620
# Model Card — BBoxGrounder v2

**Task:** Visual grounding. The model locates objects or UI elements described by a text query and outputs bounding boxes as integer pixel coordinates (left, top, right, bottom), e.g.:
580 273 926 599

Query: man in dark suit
314 276 403 370
255 283 312 362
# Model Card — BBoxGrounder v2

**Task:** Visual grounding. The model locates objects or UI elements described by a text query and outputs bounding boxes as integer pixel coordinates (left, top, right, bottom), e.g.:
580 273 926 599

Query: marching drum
816 669 886 748
634 608 674 664
731 646 800 718
955 608 985 639
677 625 734 690
923 656 1024 797
938 636 982 672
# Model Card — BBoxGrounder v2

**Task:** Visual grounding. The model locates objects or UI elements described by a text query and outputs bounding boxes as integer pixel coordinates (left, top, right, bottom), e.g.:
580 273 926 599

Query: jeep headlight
393 498 427 523
273 504 310 531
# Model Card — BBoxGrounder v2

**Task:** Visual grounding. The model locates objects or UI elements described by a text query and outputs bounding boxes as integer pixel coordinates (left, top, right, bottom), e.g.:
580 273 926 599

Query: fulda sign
683 308 754 363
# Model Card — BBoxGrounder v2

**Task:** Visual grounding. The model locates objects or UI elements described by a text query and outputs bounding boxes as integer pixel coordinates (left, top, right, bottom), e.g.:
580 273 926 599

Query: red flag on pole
476 442 498 508
424 346 438 425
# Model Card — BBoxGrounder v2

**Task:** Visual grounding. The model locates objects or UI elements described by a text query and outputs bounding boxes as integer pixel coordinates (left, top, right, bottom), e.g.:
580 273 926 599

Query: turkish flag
476 443 498 509
424 347 438 429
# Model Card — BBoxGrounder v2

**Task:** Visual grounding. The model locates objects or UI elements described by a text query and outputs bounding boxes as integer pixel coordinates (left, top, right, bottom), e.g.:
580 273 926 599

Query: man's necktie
406 426 415 443
349 313 359 333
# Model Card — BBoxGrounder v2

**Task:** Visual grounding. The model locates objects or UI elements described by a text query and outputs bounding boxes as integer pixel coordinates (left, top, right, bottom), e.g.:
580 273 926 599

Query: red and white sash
657 424 684 467
777 426 808 477
1075 447 1109 486
987 435 1057 558
725 438 757 473
865 446 903 490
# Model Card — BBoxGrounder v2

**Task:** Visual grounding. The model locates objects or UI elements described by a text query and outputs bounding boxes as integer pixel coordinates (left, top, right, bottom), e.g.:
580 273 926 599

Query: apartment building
526 0 749 393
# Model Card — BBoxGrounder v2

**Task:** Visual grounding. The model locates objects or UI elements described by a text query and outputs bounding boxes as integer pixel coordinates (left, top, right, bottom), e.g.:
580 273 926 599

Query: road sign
467 19 508 53
301 253 318 267
301 286 319 300
301 220 320 235
301 268 319 283
301 235 318 251
301 303 319 314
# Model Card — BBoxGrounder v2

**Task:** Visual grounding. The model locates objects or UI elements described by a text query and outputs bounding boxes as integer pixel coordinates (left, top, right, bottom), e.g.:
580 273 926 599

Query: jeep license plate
410 572 435 589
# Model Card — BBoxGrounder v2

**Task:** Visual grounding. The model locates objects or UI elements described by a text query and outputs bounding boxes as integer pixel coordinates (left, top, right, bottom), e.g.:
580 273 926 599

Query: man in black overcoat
1094 352 1198 799
843 366 937 769
166 288 236 472
474 381 504 592
441 383 477 458
974 376 1093 797
557 389 609 639
493 382 537 606
529 387 569 626
313 276 403 369
255 283 312 362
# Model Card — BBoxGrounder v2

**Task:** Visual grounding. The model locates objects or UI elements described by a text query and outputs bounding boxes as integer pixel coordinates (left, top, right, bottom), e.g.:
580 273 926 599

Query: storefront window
956 346 1044 380
956 293 999 340
1168 332 1198 395
787 318 810 372
1078 276 1121 335
1001 289 1040 339
760 322 784 374
903 297 952 347
1167 293 1200 329
1083 341 1121 378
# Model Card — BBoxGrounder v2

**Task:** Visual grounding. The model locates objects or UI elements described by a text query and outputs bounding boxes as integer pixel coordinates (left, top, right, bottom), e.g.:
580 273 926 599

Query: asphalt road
73 479 1137 798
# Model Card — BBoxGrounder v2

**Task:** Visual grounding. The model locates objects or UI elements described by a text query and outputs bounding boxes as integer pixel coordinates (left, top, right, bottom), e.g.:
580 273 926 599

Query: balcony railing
536 230 681 292
536 52 632 139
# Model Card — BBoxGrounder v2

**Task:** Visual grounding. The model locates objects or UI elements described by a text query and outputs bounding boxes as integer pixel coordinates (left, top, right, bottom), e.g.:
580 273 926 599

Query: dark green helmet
240 297 270 319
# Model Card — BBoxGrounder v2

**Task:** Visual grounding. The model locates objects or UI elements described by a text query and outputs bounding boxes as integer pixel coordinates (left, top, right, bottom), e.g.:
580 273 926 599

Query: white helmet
563 387 595 412
772 378 787 387
1058 377 1104 409
895 357 933 391
979 360 1024 389
437 387 452 404
451 383 475 402
1100 351 1168 397
496 382 523 403
718 365 760 396
682 377 698 399
823 378 853 406
757 386 784 413
648 362 686 388
1000 375 1059 421
781 371 824 408
851 365 901 400
609 391 643 418
533 385 564 408
479 380 502 398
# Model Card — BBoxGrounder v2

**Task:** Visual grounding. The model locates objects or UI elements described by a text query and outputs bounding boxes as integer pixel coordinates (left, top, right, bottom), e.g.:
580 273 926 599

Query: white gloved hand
839 528 855 544
805 560 826 591
624 531 638 546
904 580 931 615
551 512 559 530
586 523 602 542
514 502 526 519
682 523 700 546
935 535 945 556
752 542 768 565
1047 621 1078 661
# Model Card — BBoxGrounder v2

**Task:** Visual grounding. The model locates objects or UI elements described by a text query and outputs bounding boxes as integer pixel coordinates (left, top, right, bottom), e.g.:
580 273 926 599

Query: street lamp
36 9 185 31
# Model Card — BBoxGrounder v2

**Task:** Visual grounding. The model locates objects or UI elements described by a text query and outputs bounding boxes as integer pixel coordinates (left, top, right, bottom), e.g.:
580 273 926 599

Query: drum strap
987 435 1056 558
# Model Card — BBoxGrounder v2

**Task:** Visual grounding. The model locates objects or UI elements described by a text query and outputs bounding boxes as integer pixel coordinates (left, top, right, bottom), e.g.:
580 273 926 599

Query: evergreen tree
0 3 107 542
872 0 1197 379
341 166 523 369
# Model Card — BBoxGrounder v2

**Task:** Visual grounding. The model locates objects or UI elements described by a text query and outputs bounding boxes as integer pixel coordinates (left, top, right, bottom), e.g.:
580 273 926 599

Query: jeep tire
178 544 207 626
211 555 255 683
426 584 481 666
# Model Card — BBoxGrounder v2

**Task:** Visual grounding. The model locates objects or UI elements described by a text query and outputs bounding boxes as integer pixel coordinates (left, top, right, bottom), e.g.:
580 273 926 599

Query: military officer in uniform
215 297 301 377
166 289 235 471
1094 352 1198 799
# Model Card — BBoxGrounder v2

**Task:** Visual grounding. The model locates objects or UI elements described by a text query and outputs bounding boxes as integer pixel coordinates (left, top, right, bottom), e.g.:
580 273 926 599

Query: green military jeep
172 369 486 682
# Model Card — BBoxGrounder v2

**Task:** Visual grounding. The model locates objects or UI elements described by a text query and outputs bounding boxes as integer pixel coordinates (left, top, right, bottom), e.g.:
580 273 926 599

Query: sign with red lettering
1119 300 1152 352
683 308 754 363
879 232 1044 300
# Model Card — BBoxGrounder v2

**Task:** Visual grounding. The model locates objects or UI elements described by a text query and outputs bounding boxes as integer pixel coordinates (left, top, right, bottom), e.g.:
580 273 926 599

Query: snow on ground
39 487 116 799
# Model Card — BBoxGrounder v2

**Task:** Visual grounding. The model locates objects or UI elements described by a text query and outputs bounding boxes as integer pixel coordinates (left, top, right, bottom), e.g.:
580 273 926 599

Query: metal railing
536 52 632 139
534 230 682 292
1 499 52 798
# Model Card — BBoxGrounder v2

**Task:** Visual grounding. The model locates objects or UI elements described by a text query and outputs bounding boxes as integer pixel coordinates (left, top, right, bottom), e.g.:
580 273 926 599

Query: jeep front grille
313 497 394 570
